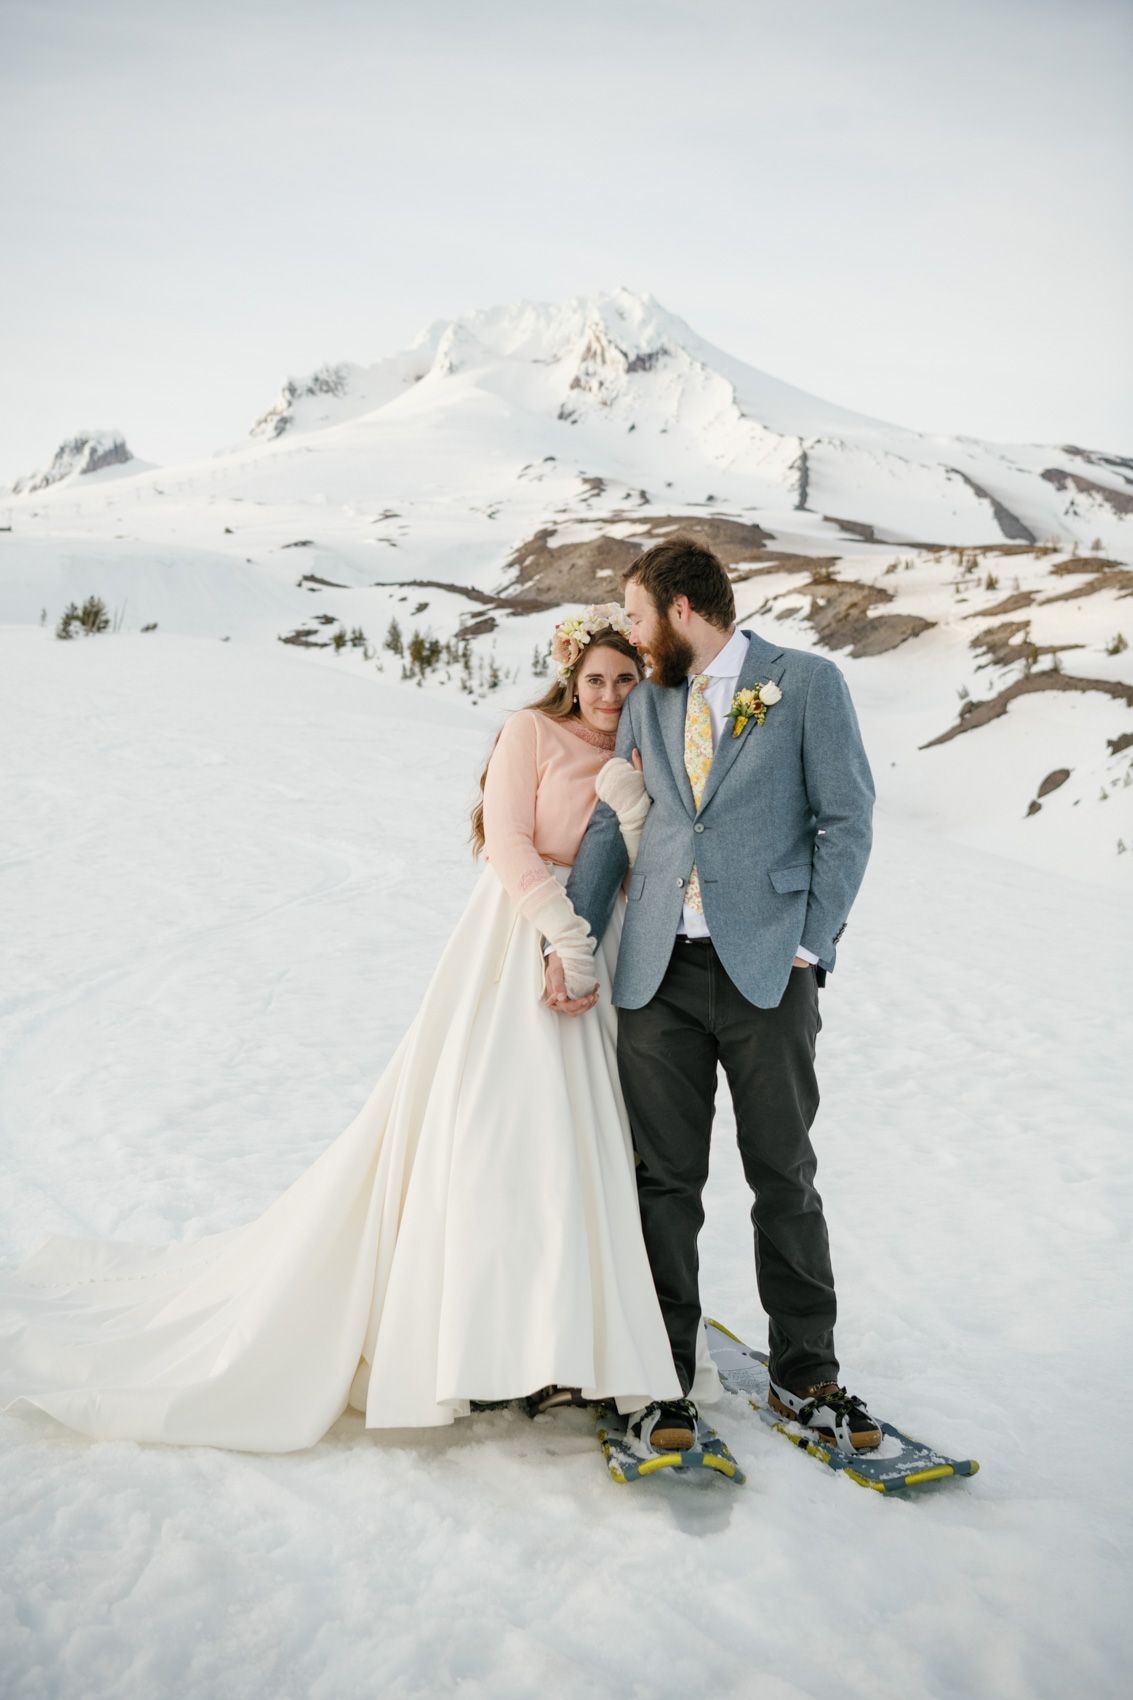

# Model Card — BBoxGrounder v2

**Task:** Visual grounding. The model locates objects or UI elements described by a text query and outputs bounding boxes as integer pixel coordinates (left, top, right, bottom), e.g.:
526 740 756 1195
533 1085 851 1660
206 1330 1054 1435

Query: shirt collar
688 626 750 683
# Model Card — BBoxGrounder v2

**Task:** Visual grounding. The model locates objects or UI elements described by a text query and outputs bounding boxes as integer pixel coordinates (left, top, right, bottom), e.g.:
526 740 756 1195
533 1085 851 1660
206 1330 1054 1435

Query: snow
1 627 1130 1700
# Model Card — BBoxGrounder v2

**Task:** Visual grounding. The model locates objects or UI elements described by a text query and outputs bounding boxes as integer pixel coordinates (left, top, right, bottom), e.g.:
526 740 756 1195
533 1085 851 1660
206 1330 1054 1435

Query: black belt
675 934 713 946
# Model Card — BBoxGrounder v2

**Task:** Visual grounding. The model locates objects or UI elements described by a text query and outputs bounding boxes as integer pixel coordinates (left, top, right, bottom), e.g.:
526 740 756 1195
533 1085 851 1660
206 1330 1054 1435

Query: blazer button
676 877 685 887
694 823 704 833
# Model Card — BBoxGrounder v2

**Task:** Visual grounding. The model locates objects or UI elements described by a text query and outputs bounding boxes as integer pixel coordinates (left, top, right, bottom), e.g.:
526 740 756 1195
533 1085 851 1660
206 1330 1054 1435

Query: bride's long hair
469 628 644 858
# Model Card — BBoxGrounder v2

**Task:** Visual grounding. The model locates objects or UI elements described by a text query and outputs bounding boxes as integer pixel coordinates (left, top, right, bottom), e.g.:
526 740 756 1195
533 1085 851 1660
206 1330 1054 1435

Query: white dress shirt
678 627 819 964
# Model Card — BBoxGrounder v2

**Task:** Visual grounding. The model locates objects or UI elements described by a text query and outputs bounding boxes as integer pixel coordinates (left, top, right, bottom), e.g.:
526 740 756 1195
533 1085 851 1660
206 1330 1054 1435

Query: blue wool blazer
565 629 875 1010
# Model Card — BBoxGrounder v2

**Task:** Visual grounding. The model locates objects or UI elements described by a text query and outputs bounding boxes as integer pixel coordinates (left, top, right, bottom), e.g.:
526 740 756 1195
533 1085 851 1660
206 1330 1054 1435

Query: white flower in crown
551 601 632 681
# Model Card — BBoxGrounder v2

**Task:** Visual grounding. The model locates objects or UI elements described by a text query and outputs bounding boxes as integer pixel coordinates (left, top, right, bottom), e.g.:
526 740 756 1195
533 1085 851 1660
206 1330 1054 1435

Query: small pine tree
332 627 347 652
79 596 109 634
408 631 442 676
56 596 109 639
349 626 367 648
1106 632 1128 656
385 618 403 656
985 572 999 591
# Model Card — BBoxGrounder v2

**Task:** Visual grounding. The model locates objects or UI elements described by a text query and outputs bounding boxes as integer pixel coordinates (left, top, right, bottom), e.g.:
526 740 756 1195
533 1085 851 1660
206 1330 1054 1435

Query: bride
0 604 717 1451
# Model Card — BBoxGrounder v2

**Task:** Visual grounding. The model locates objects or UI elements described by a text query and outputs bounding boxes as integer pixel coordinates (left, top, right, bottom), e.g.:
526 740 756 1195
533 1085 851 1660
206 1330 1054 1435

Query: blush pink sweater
482 709 617 910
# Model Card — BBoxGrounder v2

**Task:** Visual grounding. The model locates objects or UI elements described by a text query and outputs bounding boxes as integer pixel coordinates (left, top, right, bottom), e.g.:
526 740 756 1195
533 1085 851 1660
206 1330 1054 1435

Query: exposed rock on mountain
503 516 773 604
10 432 136 494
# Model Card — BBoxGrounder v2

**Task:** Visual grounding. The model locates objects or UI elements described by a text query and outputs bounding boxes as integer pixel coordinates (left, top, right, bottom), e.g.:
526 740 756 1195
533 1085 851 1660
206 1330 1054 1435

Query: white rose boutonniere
726 680 782 738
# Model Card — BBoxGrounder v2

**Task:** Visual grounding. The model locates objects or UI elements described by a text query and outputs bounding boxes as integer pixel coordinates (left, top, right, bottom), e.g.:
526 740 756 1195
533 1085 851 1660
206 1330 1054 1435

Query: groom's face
624 580 694 689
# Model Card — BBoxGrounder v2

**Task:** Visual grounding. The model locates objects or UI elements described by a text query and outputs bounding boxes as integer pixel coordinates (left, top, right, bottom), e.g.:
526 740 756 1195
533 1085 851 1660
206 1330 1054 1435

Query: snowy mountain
0 288 1129 887
241 287 1133 551
7 430 146 494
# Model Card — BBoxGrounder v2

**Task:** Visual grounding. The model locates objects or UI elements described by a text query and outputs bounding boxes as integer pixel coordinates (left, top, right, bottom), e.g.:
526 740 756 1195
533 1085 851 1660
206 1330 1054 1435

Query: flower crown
550 602 633 683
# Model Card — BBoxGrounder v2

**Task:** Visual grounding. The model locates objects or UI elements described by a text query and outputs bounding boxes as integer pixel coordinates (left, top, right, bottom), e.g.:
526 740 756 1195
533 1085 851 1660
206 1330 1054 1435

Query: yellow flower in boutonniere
726 680 782 737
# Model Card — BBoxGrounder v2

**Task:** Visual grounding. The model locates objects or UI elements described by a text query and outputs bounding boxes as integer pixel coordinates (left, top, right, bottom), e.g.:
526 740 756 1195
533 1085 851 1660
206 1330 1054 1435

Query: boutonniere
726 680 782 737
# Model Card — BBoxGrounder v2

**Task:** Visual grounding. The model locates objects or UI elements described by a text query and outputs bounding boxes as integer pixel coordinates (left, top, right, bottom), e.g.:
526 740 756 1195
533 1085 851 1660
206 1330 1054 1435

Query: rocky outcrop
11 432 134 494
1041 467 1133 517
949 469 1037 543
505 529 644 603
922 670 1133 749
793 576 935 659
1038 556 1133 605
251 366 350 439
503 515 774 604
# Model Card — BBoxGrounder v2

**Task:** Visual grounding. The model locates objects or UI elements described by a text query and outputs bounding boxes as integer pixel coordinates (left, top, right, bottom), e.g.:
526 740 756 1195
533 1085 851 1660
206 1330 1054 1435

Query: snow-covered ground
1 628 1129 1700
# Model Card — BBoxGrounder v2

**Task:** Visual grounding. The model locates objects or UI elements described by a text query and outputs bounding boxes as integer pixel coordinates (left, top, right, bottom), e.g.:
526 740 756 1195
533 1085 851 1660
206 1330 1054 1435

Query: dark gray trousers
617 938 838 1395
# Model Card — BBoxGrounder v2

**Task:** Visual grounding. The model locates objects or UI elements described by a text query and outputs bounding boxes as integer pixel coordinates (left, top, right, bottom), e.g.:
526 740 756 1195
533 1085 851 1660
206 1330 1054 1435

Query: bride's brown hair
469 629 643 857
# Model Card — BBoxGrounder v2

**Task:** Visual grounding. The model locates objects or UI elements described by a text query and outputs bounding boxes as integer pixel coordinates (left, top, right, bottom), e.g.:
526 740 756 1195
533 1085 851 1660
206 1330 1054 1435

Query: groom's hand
792 955 811 967
543 952 599 1016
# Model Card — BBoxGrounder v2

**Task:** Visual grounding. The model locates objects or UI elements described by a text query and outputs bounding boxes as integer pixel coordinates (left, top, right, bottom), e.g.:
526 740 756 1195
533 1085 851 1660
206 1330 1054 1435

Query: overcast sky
1 0 1130 487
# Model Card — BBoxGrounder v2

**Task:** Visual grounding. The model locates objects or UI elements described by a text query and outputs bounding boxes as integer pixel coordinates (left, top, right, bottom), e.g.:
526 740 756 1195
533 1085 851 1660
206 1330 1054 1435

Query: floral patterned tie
684 673 713 914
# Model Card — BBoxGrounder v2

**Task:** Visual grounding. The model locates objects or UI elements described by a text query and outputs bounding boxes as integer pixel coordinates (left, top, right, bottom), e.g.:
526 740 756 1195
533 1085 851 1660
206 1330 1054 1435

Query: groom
546 535 879 1455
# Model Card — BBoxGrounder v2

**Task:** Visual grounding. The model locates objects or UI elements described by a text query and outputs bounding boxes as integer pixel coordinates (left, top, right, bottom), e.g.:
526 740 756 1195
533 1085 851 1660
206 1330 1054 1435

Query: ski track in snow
1 632 1130 1700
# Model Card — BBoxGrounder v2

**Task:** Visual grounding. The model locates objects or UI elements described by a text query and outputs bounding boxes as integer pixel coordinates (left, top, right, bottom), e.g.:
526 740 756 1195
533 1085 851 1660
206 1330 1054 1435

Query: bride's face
574 645 640 733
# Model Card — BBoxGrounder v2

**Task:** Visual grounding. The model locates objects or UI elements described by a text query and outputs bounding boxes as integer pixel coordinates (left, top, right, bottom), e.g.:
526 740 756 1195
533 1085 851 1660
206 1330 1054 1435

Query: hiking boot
627 1397 698 1453
768 1378 882 1452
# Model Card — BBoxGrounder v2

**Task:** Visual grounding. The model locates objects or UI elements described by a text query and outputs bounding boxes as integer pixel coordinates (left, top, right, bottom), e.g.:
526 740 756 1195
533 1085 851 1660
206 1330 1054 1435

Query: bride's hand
543 951 599 1017
594 755 648 817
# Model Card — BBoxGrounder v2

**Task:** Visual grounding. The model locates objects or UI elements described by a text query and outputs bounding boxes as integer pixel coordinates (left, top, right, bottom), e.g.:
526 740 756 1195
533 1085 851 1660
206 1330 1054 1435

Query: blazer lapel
696 629 785 816
655 681 696 818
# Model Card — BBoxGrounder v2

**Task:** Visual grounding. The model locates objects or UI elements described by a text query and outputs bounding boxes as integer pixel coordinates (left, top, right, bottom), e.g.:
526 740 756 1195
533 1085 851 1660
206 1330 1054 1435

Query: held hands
545 749 646 1015
522 881 598 1008
543 951 599 1016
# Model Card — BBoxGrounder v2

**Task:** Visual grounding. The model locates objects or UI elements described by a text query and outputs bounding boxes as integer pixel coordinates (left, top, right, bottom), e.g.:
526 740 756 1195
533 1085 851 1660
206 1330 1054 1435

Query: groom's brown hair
623 534 736 629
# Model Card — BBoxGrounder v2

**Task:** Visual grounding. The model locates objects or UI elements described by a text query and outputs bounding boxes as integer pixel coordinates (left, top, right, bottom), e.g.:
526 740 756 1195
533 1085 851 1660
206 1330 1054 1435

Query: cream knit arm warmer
519 879 598 999
594 757 651 867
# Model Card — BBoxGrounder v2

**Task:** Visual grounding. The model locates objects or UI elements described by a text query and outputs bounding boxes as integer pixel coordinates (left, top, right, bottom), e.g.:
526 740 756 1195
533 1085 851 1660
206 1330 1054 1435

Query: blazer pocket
768 863 812 894
628 872 646 899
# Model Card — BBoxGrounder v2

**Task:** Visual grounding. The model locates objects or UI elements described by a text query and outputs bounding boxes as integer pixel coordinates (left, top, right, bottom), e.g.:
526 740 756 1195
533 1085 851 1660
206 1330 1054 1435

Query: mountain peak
9 431 137 496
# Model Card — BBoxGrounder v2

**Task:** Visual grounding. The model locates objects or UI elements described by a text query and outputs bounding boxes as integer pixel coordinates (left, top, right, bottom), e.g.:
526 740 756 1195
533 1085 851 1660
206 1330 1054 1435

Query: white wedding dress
0 859 714 1452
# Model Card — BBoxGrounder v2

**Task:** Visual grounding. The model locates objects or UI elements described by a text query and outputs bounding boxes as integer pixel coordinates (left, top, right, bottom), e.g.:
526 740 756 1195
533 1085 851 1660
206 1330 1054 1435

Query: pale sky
1 0 1130 488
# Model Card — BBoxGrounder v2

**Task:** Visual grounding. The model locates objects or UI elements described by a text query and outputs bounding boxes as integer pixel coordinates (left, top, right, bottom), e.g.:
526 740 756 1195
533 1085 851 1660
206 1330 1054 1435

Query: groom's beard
644 620 696 689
